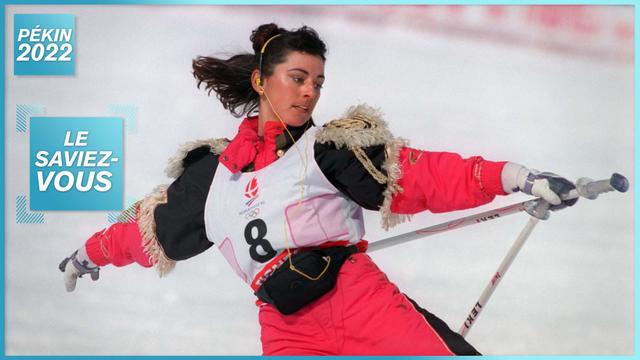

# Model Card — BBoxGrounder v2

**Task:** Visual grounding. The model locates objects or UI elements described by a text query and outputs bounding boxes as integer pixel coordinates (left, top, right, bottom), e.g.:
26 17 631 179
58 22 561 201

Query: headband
258 34 282 76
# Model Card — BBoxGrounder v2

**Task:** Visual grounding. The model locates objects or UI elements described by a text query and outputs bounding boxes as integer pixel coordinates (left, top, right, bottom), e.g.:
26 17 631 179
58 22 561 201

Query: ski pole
458 210 543 338
367 173 629 253
368 201 529 253
458 173 628 338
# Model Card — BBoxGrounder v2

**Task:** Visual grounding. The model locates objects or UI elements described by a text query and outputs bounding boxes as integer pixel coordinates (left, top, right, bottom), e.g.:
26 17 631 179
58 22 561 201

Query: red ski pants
258 253 480 355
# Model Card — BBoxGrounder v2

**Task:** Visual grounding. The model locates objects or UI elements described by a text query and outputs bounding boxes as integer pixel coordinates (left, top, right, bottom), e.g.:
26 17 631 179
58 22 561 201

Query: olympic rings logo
244 207 260 220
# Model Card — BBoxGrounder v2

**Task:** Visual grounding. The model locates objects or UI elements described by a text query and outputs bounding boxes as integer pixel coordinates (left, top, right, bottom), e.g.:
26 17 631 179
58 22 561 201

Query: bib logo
14 14 76 75
29 117 123 210
244 177 259 207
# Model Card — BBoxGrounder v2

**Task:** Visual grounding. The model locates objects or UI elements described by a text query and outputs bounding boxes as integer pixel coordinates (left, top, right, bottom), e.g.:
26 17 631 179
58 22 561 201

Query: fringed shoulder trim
380 138 412 230
165 138 229 179
138 185 176 277
315 104 394 149
317 104 411 230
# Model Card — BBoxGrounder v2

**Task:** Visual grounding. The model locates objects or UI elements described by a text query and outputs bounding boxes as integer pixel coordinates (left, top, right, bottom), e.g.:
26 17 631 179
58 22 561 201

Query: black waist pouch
255 245 358 315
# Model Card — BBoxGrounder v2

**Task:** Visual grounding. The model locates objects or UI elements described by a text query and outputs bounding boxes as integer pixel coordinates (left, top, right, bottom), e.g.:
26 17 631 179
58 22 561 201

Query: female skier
60 23 577 355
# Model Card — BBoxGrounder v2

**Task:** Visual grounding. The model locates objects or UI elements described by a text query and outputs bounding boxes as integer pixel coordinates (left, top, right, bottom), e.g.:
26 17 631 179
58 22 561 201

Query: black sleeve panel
314 142 387 210
154 147 218 261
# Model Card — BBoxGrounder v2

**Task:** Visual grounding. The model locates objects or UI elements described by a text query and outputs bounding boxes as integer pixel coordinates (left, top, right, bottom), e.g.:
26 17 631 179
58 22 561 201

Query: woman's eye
292 76 304 83
314 83 323 89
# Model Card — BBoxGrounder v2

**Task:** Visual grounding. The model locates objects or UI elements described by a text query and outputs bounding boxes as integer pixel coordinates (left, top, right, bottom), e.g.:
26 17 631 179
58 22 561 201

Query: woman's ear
251 69 263 94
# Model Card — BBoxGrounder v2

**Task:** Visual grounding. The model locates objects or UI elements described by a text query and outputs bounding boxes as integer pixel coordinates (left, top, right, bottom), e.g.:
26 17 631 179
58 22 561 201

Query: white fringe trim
165 138 229 179
138 185 176 277
315 104 394 149
380 137 412 231
316 103 410 230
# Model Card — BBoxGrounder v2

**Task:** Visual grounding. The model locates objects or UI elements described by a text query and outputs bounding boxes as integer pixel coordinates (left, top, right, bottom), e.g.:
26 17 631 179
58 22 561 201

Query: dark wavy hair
192 23 327 118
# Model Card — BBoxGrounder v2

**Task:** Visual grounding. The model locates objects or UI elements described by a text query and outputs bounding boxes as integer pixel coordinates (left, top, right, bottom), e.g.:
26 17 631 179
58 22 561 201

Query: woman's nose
302 82 315 98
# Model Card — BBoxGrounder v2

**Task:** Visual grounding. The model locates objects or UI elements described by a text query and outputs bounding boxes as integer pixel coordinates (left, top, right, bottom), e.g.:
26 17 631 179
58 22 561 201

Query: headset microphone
256 34 281 95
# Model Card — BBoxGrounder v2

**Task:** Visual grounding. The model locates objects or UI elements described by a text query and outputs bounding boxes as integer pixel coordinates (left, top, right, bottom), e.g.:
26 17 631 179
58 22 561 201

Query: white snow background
4 5 634 355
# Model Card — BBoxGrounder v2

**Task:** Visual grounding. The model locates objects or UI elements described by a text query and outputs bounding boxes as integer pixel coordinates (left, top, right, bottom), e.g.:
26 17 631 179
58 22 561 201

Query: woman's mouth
292 105 310 113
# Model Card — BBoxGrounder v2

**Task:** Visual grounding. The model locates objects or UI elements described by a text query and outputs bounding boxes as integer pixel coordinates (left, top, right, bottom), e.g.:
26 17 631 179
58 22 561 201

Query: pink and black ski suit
81 115 508 355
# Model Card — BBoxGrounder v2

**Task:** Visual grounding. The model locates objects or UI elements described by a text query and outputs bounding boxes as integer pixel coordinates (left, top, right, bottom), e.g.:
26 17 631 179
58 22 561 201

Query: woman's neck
257 102 275 136
257 116 272 137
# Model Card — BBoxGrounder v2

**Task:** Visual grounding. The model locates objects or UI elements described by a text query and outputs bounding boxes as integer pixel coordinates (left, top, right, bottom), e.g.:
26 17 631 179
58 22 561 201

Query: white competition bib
204 127 365 289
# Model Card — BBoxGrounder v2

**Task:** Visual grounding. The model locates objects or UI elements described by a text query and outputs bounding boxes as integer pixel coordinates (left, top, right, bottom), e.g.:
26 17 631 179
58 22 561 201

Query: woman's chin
285 115 312 127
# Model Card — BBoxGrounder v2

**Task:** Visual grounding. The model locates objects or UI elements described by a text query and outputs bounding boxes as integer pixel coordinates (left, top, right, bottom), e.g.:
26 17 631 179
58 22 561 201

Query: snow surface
5 5 634 355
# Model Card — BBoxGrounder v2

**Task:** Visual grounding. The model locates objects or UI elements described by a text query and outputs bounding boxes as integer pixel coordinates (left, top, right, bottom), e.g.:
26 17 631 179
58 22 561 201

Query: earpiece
256 77 265 95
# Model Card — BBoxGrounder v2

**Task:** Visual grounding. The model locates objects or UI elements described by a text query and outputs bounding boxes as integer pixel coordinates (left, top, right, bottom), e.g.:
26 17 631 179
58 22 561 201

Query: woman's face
257 51 325 127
